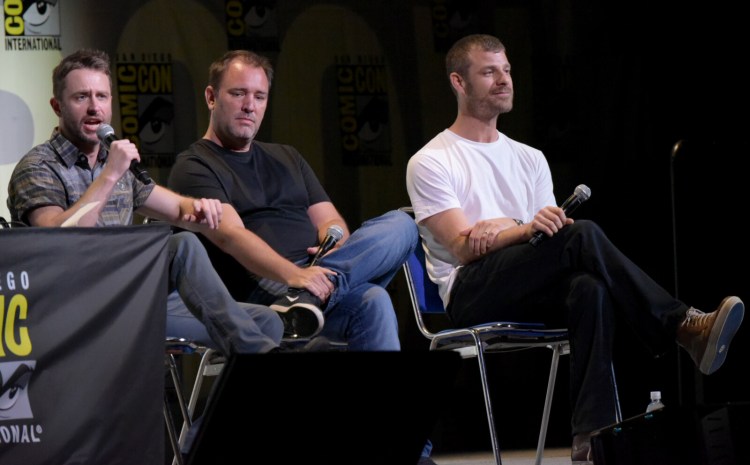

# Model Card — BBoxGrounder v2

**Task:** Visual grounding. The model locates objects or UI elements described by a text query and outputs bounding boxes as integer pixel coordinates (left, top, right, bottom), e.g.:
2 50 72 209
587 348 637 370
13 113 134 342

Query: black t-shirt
168 139 330 301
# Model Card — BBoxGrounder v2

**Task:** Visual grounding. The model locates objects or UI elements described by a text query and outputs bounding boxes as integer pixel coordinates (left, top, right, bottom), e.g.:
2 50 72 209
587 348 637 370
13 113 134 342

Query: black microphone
529 184 591 247
309 225 344 266
96 124 152 184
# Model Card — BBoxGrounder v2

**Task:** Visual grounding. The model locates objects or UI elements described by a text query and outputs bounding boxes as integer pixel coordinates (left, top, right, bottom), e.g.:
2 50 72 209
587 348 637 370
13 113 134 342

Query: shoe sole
700 296 744 375
271 302 324 339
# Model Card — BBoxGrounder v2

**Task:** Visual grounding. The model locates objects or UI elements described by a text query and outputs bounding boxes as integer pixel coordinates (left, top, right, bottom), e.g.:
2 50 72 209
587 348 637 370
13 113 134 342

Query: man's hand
101 139 140 182
287 265 337 303
460 218 517 256
182 198 223 229
530 205 573 239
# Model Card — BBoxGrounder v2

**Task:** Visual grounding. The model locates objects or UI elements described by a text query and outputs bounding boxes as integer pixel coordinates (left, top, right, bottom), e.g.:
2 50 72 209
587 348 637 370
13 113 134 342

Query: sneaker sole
271 302 324 339
700 296 744 375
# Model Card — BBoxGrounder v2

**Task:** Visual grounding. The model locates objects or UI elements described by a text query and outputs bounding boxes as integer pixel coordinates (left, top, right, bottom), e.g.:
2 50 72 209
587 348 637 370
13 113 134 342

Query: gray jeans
165 232 282 354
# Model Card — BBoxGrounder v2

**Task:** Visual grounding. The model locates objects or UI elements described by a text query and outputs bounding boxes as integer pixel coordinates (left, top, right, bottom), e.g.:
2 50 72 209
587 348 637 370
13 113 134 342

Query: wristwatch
513 218 524 226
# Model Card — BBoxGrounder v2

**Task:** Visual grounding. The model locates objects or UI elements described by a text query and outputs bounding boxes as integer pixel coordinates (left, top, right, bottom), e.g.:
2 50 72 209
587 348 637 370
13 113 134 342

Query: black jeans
447 220 688 435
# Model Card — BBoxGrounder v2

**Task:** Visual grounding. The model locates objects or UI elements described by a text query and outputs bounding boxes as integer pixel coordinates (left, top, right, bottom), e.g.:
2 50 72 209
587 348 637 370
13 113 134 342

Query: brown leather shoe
676 296 744 375
571 432 593 464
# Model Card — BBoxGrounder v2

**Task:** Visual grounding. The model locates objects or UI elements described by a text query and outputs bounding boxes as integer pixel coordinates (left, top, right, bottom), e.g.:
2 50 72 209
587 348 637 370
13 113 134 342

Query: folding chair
164 338 225 465
399 207 621 465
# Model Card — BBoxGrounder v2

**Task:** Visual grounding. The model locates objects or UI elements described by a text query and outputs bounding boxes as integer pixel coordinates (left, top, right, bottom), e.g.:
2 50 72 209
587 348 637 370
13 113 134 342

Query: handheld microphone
309 225 344 266
96 124 152 184
530 184 591 247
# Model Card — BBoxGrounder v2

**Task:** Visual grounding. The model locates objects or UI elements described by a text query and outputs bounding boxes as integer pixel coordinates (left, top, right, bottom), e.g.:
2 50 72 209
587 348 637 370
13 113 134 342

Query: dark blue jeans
248 210 419 351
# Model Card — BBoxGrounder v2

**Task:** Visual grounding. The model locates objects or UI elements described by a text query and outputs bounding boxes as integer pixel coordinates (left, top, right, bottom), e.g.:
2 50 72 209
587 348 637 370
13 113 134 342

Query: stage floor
433 448 572 465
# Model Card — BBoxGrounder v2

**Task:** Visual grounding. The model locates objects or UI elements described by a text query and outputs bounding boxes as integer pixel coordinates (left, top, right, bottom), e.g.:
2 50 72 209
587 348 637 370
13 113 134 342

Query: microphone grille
327 224 344 241
574 184 591 201
96 123 115 140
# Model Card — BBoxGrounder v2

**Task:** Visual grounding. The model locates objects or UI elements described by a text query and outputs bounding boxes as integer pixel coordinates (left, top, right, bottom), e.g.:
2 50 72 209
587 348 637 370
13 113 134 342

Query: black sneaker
270 288 325 339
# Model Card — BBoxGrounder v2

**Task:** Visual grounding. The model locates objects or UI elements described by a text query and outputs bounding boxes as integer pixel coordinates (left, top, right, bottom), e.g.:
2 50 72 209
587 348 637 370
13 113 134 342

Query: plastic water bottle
646 391 665 413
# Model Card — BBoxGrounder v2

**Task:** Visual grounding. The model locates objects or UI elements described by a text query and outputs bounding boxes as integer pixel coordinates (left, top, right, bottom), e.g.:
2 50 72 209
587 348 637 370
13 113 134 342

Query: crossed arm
421 205 573 265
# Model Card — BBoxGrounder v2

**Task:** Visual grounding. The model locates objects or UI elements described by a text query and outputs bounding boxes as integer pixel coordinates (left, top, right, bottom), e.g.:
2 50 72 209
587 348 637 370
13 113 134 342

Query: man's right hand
288 265 337 303
102 139 141 181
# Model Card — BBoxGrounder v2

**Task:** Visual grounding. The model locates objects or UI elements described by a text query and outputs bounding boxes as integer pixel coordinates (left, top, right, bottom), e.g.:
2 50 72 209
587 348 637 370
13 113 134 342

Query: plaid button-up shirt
8 128 155 225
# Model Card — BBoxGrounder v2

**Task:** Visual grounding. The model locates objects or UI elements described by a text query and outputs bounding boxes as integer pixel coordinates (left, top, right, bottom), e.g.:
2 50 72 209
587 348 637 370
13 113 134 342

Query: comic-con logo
3 0 61 51
115 55 176 168
0 361 40 444
0 361 34 421
225 0 279 51
336 56 392 166
0 272 41 444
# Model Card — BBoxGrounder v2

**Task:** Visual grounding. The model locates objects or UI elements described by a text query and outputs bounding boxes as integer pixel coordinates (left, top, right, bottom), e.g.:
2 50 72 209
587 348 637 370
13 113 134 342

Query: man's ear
50 97 62 116
205 86 216 109
449 72 464 94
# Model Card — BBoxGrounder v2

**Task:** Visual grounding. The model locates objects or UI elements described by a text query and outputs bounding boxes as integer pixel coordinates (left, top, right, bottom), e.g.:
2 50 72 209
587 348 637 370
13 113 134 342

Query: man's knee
565 219 610 248
568 219 602 236
388 209 418 235
370 210 418 236
380 210 419 254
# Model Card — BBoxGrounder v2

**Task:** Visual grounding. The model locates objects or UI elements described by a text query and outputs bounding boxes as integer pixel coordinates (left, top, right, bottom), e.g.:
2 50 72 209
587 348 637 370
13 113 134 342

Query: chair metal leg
163 399 184 465
534 343 563 465
172 349 224 465
167 354 191 430
164 353 188 465
472 332 503 465
611 362 622 423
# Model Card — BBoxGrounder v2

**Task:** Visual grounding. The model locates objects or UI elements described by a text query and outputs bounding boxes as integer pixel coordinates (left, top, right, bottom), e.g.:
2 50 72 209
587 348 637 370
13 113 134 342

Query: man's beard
465 82 513 118
468 96 513 119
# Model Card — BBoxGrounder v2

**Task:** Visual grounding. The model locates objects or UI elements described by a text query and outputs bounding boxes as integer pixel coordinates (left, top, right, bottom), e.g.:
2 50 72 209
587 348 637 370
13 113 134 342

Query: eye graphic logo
0 361 35 420
21 0 60 36
3 0 60 36
3 0 62 51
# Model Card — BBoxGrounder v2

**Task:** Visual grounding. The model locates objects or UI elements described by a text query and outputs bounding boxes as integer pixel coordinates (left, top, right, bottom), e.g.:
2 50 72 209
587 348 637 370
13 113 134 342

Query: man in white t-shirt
406 33 744 464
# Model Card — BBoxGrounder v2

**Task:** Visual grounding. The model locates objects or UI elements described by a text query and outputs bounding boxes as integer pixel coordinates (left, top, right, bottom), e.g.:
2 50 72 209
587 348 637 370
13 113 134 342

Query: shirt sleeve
406 150 459 225
168 152 231 203
8 156 66 224
296 150 330 206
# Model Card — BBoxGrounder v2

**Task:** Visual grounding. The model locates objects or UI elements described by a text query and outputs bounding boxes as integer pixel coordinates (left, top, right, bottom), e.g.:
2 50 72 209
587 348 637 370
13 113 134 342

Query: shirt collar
50 127 108 168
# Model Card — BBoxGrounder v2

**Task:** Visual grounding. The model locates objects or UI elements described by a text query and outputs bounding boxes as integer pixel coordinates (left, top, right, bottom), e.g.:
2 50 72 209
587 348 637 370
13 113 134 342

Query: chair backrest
401 206 444 315
405 241 447 315
401 206 452 341
401 206 550 342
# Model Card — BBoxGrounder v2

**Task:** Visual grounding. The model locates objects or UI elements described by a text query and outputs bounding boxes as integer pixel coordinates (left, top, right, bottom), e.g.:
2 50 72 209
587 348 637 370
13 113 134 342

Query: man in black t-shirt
168 50 418 350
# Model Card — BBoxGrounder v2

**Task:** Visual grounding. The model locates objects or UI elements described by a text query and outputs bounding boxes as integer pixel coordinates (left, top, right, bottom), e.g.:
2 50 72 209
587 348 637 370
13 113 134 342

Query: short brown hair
52 48 111 100
445 34 505 81
208 50 274 90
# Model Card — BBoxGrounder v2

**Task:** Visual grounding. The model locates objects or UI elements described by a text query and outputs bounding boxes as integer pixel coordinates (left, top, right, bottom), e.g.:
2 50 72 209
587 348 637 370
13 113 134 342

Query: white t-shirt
406 129 556 307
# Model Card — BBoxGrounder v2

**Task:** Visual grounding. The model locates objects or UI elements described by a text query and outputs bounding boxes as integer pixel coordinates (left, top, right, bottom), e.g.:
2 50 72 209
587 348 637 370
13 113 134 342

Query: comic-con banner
430 0 480 53
0 225 169 465
114 53 176 170
335 56 392 166
225 0 280 52
3 0 61 51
